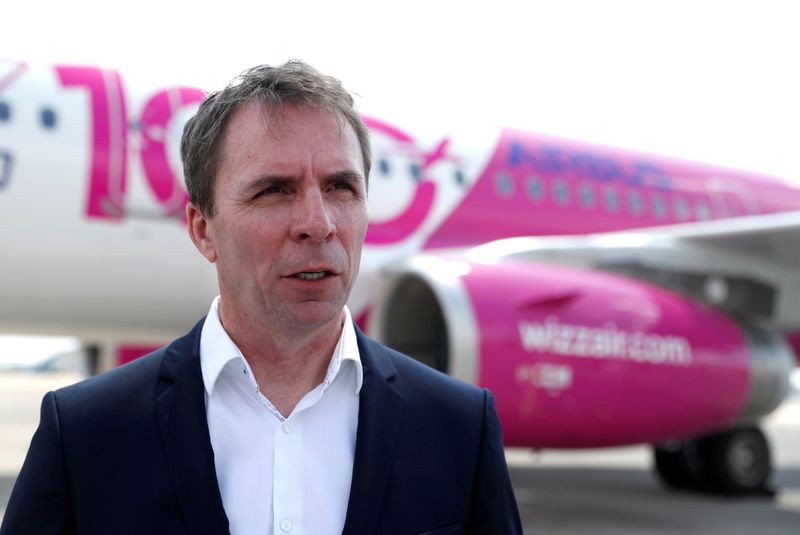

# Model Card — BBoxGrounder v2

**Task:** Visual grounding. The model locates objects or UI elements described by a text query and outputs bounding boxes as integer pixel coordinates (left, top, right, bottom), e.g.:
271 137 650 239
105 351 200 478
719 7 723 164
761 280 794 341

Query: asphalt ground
1 370 799 534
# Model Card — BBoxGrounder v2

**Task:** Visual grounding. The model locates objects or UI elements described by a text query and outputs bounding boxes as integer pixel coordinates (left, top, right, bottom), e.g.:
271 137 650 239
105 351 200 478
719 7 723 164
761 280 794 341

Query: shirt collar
199 297 363 396
200 296 244 396
328 305 364 393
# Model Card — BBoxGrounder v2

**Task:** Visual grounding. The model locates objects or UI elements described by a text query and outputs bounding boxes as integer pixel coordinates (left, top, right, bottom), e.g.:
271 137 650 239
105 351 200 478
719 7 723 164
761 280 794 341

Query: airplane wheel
697 427 772 495
653 441 702 490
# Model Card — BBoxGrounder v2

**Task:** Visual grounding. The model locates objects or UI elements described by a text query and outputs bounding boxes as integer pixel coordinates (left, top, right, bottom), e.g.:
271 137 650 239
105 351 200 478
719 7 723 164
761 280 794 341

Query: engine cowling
367 255 794 448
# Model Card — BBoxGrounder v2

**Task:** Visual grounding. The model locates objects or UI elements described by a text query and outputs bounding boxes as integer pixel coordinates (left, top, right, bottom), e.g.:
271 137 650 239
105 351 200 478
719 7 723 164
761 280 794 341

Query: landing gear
654 440 703 490
653 426 773 495
84 344 101 376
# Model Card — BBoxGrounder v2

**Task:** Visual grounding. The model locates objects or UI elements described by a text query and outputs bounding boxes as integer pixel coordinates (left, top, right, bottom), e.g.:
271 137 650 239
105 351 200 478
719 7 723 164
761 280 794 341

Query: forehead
219 100 358 163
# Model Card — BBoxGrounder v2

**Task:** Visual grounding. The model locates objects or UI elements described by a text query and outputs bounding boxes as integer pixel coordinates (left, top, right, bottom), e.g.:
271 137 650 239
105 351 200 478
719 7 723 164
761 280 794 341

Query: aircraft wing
466 211 800 330
646 210 800 267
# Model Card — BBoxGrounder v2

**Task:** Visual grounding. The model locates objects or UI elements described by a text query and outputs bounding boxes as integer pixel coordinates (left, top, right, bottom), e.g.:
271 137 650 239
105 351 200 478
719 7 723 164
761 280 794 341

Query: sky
3 0 799 180
2 0 800 359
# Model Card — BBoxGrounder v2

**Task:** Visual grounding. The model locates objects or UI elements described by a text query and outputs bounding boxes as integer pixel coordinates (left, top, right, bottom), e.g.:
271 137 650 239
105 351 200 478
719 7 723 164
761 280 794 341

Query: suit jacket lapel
154 319 230 535
342 330 404 535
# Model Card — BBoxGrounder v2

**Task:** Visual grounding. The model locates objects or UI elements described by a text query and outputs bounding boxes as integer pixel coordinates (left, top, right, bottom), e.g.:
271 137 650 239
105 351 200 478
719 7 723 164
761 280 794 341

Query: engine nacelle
368 255 794 448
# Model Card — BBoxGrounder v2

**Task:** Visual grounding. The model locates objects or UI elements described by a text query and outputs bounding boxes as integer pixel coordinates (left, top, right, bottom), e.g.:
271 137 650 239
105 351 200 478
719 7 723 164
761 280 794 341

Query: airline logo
507 139 673 190
515 362 573 392
0 61 477 248
518 316 693 366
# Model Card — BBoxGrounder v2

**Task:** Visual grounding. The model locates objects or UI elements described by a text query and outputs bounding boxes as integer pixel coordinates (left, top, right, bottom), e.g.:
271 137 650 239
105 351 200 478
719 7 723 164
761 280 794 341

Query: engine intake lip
734 321 794 424
368 256 479 384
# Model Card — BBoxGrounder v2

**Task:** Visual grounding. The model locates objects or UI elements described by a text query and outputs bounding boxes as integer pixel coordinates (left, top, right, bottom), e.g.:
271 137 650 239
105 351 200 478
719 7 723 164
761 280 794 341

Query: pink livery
1 60 799 495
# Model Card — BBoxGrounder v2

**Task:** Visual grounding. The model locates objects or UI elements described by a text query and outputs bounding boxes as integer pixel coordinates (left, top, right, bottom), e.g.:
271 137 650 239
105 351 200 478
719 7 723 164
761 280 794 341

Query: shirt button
280 519 293 532
282 421 292 433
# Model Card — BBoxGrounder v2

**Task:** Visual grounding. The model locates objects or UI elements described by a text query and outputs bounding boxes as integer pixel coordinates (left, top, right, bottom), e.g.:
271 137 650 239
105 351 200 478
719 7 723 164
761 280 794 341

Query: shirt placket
272 414 303 535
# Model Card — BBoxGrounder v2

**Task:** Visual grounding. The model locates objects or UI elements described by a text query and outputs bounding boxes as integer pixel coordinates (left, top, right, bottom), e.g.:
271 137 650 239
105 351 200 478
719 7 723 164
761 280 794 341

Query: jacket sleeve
466 389 523 535
0 391 77 535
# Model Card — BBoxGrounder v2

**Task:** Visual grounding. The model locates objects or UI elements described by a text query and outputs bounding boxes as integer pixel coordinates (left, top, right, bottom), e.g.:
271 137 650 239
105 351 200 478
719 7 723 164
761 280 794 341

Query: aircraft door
706 177 760 218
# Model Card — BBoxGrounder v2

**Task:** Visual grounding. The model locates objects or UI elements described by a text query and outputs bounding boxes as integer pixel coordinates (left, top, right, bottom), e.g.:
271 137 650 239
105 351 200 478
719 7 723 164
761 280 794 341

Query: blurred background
2 0 799 179
2 1 800 532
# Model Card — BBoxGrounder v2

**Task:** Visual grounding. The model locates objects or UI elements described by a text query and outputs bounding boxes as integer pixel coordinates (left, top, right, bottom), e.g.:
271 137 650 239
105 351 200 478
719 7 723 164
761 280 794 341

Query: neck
218 303 345 417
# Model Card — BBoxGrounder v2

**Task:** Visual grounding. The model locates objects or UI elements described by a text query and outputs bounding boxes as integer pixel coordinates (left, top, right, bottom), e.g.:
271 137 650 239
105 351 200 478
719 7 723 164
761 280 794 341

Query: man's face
189 101 368 334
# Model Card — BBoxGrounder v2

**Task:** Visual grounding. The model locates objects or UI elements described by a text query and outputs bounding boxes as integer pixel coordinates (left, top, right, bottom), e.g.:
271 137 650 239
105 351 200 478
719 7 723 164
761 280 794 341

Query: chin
288 302 344 330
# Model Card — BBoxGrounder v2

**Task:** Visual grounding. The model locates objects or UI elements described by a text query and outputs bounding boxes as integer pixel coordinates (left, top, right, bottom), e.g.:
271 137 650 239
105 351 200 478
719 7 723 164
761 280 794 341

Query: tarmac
1 370 799 534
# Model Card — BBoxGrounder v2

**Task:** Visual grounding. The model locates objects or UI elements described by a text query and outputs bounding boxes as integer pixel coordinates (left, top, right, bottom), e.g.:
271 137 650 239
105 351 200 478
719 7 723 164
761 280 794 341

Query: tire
697 427 771 495
653 441 704 490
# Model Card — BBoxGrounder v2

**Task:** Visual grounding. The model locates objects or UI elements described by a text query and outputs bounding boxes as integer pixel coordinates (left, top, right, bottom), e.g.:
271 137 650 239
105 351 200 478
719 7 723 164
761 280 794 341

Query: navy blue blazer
1 320 521 535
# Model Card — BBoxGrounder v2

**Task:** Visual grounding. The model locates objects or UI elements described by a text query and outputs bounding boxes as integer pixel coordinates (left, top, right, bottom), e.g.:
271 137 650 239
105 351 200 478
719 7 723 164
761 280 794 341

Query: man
1 61 521 534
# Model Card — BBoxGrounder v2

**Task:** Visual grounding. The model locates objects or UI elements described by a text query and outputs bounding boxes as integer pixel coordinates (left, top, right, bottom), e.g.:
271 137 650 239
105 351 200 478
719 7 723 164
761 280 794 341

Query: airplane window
651 194 666 218
495 172 514 198
454 169 465 185
628 191 643 215
378 158 390 176
40 107 57 129
578 183 595 207
552 178 570 206
0 101 10 122
695 202 712 220
524 175 544 201
673 198 690 220
409 162 421 181
603 187 620 212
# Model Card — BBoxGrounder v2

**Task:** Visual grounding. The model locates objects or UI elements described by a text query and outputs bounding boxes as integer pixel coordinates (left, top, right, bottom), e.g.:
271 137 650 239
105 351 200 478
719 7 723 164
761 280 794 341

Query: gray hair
181 60 372 216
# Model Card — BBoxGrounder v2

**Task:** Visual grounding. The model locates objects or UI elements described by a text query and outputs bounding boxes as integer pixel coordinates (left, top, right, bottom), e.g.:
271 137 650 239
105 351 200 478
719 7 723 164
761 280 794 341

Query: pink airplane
1 60 799 496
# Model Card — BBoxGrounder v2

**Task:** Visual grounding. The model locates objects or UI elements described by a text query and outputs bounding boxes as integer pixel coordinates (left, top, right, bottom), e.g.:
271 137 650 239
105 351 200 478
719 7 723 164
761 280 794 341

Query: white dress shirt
200 297 363 535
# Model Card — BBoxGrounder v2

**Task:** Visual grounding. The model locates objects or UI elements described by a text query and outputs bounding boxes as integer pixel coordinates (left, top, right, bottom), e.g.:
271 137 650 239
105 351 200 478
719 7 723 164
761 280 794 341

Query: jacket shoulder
53 318 204 414
52 347 167 418
359 333 487 416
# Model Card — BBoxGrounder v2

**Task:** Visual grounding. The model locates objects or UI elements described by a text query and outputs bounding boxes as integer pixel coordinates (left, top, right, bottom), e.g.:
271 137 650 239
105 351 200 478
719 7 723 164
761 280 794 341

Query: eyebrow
242 170 365 195
323 170 365 188
242 175 294 196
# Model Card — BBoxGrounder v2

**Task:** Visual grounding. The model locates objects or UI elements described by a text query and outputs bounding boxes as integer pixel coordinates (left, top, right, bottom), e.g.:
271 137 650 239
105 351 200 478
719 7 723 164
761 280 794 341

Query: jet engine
368 254 794 494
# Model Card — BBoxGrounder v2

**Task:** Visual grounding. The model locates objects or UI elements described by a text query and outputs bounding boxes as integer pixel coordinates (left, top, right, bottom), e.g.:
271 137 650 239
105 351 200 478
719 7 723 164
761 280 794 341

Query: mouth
291 269 335 281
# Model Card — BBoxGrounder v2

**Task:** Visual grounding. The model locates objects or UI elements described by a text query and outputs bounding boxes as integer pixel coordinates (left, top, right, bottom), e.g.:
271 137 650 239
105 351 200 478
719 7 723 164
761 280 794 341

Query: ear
186 203 218 263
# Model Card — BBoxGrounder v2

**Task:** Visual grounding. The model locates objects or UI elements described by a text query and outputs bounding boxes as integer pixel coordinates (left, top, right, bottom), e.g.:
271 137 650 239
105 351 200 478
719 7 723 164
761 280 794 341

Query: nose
290 188 336 242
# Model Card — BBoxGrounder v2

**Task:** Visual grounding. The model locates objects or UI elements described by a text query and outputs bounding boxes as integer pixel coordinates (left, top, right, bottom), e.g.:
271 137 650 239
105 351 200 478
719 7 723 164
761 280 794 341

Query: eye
333 181 354 190
254 185 283 198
